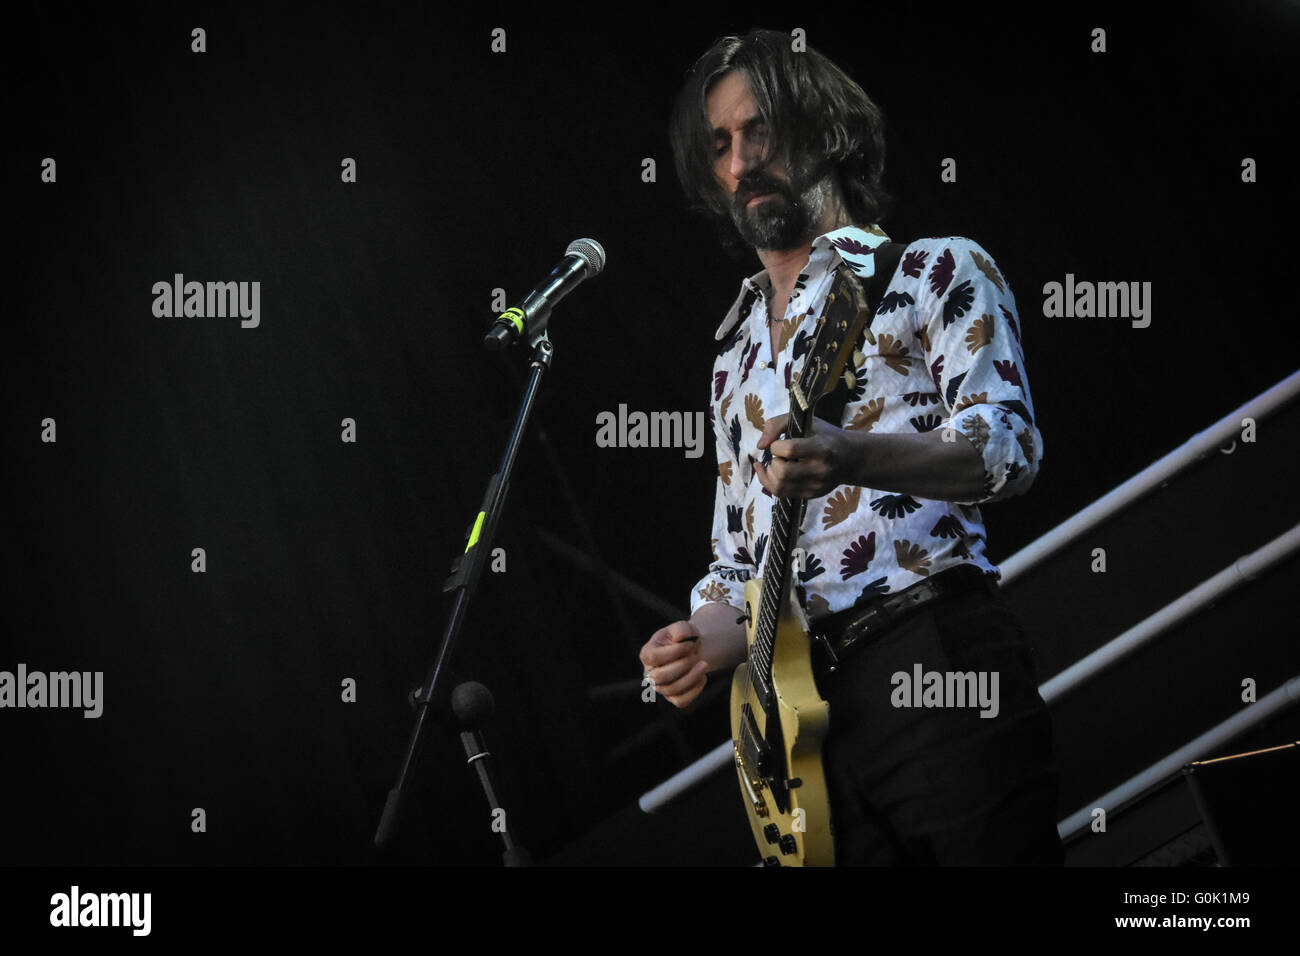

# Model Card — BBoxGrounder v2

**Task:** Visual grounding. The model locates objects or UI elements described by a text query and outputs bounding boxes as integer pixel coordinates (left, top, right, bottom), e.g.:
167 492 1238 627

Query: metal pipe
1040 524 1300 703
638 741 731 813
1000 369 1300 586
1057 675 1300 841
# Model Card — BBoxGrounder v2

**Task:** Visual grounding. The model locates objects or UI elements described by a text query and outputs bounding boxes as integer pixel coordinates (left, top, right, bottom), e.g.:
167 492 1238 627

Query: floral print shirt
689 224 1043 621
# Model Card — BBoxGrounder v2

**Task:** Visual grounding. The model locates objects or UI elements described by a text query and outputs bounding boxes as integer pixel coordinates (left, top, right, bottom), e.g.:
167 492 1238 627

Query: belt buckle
836 602 893 657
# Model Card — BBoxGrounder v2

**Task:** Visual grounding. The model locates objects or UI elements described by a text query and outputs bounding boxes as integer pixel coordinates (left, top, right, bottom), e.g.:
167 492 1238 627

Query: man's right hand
639 621 711 709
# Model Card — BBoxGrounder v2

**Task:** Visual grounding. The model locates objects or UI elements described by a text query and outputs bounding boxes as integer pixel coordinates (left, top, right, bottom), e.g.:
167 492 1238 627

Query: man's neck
755 244 815 301
755 209 856 315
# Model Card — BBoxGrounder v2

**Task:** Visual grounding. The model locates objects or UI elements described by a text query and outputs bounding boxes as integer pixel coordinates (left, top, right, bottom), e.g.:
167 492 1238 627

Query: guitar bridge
734 748 768 818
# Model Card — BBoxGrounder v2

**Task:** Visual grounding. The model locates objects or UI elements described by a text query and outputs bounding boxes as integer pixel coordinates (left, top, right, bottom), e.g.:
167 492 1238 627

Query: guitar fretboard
743 263 873 697
748 408 812 691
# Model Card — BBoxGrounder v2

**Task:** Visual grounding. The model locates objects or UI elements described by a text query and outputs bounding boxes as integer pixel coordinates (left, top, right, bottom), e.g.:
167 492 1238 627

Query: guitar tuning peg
842 370 856 390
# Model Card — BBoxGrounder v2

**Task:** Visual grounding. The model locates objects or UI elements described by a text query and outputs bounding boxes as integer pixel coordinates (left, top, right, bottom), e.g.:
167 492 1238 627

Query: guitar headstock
790 266 871 413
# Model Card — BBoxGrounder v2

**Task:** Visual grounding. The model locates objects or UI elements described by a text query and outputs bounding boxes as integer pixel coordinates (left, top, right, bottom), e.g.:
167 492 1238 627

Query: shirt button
758 361 768 370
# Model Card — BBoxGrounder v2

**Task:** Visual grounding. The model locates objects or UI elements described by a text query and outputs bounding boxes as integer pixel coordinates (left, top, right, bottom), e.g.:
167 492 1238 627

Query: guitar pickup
738 702 771 779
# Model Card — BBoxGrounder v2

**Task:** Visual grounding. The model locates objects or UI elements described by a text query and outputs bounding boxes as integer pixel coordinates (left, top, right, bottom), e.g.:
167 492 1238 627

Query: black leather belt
811 564 999 672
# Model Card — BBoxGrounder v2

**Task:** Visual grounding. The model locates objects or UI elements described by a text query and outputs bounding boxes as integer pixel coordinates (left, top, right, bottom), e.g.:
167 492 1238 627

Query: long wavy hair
669 29 892 248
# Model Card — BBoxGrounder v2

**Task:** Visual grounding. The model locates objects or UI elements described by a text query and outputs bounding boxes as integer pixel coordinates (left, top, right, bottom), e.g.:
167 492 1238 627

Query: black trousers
812 583 1064 865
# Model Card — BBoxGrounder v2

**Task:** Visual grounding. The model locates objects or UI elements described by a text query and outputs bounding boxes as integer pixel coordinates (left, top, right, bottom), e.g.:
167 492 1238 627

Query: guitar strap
815 240 907 428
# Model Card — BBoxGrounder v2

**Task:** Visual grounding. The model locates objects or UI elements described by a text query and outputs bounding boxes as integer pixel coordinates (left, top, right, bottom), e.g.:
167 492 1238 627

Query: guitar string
747 270 858 689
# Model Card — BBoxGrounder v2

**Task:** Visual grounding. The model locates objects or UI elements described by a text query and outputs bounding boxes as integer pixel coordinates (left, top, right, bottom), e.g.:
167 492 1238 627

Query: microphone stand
374 330 553 862
453 681 532 867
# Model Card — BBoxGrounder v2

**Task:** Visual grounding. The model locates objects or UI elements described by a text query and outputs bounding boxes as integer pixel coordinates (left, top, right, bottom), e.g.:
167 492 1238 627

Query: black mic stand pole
374 330 554 860
452 681 532 867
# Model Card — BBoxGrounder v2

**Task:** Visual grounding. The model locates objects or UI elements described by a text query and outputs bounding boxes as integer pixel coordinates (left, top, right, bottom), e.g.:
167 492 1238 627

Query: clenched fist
639 621 710 709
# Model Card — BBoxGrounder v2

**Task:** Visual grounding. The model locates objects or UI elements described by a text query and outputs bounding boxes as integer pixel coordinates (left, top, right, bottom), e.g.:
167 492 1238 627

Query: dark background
4 1 1298 867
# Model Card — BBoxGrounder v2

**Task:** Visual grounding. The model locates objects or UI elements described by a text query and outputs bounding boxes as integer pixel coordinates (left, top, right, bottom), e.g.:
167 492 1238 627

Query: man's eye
715 143 729 156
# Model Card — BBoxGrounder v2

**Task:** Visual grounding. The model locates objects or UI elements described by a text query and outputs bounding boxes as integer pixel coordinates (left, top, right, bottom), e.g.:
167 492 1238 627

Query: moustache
734 176 794 209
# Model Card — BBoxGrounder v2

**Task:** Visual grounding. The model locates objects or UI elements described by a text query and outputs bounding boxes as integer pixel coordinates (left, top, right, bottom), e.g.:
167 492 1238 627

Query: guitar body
730 577 834 866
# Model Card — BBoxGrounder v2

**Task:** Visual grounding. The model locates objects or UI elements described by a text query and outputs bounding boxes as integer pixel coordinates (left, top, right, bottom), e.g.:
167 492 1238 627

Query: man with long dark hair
639 29 1063 865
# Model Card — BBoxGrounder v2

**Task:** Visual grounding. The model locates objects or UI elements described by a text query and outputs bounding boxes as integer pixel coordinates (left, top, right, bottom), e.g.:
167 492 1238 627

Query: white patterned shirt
689 224 1043 621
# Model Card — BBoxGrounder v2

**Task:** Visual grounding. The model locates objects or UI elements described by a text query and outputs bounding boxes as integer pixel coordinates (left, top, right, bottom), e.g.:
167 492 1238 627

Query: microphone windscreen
566 238 606 278
451 680 495 728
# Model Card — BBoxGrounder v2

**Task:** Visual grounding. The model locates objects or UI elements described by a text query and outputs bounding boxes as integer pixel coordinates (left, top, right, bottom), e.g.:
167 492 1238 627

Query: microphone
484 238 606 350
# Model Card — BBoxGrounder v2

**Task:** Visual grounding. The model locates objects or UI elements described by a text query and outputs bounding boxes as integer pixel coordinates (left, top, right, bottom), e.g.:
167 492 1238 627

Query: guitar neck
749 407 814 685
745 263 873 691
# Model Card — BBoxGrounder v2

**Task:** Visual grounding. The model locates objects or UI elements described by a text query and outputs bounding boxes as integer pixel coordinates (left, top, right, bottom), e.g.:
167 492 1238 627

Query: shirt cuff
688 567 750 617
944 403 1042 505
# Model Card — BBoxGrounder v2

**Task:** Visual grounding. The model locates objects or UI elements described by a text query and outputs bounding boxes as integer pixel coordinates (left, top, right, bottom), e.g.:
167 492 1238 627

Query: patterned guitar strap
815 240 907 428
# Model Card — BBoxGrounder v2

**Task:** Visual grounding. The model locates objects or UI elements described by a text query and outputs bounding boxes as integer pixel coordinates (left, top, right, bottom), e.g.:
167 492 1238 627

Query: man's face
706 70 831 251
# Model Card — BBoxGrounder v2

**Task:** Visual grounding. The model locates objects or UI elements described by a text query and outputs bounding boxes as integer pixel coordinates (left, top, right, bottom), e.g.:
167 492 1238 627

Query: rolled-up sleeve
919 238 1043 505
688 390 754 616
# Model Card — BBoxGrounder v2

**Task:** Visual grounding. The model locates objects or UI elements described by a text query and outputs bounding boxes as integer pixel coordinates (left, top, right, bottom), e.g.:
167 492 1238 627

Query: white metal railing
1000 369 1300 585
1057 675 1300 840
638 371 1300 814
637 740 732 814
1041 524 1300 703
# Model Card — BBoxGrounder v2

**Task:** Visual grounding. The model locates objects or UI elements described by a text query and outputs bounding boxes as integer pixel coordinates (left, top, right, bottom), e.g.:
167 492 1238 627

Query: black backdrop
5 1 1299 869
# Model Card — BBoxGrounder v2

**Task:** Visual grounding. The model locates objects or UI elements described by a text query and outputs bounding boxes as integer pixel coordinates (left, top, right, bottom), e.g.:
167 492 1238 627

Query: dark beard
730 168 831 251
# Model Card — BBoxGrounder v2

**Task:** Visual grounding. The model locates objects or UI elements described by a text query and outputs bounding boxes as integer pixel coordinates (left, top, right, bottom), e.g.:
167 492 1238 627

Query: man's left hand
753 413 858 499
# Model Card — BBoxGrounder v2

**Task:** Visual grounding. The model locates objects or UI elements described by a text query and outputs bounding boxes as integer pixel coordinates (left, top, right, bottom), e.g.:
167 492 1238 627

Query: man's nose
729 133 764 179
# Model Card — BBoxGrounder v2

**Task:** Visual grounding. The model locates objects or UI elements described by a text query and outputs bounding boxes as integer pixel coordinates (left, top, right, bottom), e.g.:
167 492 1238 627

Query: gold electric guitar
729 263 874 867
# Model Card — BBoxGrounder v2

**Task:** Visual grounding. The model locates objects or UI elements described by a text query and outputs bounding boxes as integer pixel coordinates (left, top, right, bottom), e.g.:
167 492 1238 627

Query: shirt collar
712 223 891 342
